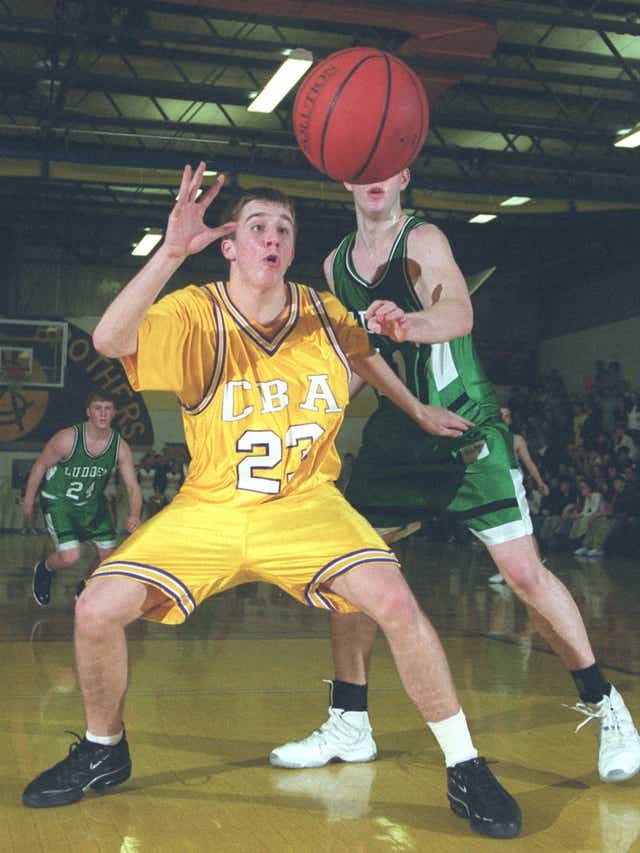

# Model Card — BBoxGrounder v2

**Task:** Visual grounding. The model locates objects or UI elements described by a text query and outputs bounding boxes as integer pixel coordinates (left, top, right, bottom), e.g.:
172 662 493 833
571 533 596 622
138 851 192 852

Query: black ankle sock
571 663 611 704
330 679 368 712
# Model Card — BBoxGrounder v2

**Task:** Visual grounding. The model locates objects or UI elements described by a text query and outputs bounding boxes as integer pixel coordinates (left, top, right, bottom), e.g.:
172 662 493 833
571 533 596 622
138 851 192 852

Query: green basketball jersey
332 215 501 431
41 423 120 508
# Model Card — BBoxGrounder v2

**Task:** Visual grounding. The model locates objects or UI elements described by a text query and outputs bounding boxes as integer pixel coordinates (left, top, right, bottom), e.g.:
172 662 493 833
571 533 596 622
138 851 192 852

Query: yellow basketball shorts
90 483 399 624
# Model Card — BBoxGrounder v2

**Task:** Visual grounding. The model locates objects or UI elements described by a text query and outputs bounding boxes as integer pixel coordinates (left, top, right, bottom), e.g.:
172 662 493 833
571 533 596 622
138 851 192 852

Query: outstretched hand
417 405 475 438
365 299 412 342
164 162 236 259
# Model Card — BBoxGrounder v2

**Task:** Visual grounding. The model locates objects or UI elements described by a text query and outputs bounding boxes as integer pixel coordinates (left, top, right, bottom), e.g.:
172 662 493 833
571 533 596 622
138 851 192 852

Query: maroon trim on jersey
308 288 351 383
213 280 300 356
91 561 196 620
180 287 227 416
304 547 400 610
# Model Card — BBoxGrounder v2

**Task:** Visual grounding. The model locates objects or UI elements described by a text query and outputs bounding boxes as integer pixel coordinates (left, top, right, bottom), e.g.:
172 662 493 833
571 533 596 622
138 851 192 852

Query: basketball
293 47 429 184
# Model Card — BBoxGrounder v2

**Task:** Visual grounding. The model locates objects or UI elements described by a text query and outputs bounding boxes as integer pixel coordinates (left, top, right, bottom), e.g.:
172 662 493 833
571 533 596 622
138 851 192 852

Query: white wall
539 316 640 394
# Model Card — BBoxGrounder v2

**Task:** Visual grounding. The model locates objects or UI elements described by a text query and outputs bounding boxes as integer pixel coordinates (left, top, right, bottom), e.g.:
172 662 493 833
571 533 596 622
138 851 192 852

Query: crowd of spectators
508 360 640 558
135 444 189 520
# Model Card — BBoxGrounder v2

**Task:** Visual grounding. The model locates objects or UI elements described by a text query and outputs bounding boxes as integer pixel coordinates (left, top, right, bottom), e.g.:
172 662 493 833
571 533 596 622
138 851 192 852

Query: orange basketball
293 47 429 184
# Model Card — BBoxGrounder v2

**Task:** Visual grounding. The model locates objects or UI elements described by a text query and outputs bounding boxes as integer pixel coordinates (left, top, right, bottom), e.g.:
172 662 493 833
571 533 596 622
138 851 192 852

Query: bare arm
117 440 143 532
93 163 235 358
349 372 367 400
514 434 549 496
350 349 473 438
325 248 468 423
366 224 473 344
21 428 75 519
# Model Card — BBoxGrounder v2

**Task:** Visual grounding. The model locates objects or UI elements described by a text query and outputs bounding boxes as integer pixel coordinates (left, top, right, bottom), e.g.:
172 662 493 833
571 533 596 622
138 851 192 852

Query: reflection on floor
1 532 639 851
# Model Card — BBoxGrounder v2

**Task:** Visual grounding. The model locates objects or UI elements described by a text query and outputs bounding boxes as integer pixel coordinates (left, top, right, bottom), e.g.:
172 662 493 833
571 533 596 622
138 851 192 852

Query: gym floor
1 531 638 852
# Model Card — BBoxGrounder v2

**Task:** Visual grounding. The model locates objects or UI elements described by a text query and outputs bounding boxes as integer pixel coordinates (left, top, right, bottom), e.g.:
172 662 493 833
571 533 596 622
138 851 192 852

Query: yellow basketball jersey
122 281 370 508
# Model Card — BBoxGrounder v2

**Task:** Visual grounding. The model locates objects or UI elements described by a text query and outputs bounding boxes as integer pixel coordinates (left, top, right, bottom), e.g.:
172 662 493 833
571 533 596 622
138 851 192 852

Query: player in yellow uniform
22 163 521 839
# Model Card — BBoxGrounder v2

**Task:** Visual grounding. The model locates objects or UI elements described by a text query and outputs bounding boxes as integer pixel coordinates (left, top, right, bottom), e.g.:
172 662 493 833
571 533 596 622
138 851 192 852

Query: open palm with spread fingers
164 161 236 259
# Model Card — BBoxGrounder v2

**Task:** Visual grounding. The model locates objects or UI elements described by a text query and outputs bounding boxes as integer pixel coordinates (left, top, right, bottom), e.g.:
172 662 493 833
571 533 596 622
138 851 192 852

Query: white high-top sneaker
569 686 640 782
269 708 377 769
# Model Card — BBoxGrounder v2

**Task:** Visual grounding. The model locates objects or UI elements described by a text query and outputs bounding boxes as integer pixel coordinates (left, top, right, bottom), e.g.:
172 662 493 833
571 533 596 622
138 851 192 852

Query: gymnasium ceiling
3 0 640 266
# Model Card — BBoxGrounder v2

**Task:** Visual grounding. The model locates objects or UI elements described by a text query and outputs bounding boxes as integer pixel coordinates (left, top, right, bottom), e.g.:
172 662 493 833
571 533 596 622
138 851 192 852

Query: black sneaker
22 732 132 808
447 756 522 839
32 561 55 607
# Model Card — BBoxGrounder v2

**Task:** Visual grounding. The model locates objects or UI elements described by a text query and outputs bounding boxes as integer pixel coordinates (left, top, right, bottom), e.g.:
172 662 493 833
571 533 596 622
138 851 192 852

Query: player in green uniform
270 169 640 786
22 391 142 606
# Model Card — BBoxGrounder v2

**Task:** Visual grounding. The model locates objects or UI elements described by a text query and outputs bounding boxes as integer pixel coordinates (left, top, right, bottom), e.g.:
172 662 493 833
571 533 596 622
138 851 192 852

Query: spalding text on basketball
294 64 339 154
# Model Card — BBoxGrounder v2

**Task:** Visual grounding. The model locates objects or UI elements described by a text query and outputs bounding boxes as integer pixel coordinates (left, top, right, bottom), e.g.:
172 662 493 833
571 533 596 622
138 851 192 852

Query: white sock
427 708 478 768
86 729 123 746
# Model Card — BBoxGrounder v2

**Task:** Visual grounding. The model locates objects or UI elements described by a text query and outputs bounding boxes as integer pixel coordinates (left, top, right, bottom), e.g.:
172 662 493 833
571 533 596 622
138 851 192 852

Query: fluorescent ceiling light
500 196 531 207
614 127 640 148
203 170 218 176
248 48 313 113
469 214 497 224
131 229 162 256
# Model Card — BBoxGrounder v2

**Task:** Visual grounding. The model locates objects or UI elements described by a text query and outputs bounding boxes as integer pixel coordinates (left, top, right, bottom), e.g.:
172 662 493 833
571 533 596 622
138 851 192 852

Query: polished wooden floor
1 531 639 852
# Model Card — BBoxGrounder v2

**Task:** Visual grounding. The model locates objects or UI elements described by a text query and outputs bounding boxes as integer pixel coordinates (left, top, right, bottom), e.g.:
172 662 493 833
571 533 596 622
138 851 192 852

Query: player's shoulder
288 280 323 302
291 282 348 317
156 283 218 312
298 283 339 309
48 425 78 453
406 218 448 245
56 424 79 441
115 434 132 457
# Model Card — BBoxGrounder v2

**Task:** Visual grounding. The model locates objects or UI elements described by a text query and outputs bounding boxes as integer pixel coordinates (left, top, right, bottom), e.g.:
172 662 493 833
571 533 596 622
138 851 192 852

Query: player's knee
370 580 418 630
502 558 545 597
74 585 115 632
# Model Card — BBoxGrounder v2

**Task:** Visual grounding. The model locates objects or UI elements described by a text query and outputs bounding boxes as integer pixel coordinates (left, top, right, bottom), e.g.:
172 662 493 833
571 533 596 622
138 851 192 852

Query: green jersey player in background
270 168 640 787
22 391 142 607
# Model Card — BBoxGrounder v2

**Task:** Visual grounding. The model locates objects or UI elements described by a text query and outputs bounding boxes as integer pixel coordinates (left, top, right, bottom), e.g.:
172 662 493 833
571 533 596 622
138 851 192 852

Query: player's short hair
220 187 297 236
86 390 117 407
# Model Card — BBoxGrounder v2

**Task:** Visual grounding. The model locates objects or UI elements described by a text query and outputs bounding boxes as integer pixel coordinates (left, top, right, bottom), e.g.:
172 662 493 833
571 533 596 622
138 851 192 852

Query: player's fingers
188 161 206 201
212 221 236 239
209 221 236 242
200 173 226 209
370 300 399 315
377 306 405 322
440 427 466 437
176 164 192 204
191 222 236 253
365 300 387 316
448 415 474 428
388 327 408 343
